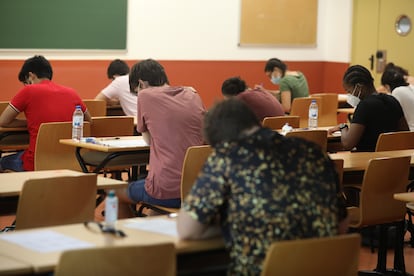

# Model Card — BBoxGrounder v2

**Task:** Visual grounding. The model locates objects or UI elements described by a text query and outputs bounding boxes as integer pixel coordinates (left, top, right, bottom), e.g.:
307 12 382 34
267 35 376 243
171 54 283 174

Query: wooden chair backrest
290 97 322 128
83 99 107 117
34 121 91 171
262 116 300 129
311 93 338 126
375 131 414 151
181 145 213 199
261 233 361 276
15 174 97 230
55 243 175 276
357 156 410 227
286 130 328 151
91 116 134 137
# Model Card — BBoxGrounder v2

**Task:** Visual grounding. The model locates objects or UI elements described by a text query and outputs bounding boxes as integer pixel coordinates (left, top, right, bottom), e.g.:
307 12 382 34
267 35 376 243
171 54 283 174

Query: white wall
0 0 352 62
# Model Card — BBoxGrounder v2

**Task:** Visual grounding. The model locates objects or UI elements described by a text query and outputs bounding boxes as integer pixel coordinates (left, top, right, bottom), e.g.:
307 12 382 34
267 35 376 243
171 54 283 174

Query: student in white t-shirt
95 59 137 117
381 65 414 131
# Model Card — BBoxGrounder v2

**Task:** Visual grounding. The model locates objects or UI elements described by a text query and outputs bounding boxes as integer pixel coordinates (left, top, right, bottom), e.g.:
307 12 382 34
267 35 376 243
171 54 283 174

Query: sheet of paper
0 230 93 253
124 218 178 237
98 139 148 147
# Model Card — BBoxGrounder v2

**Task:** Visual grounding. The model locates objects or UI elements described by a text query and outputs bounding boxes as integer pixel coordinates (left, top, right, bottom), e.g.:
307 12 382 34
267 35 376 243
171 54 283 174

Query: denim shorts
0 151 24 172
127 178 181 208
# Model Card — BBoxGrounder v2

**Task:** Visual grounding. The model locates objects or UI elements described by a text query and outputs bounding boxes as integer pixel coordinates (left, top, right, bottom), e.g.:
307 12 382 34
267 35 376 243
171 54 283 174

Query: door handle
368 54 374 71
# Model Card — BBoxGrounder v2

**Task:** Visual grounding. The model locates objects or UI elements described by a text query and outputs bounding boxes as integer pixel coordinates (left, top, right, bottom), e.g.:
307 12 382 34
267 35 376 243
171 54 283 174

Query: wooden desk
0 216 225 274
0 254 32 275
0 169 127 197
60 136 149 174
329 149 414 172
0 126 29 155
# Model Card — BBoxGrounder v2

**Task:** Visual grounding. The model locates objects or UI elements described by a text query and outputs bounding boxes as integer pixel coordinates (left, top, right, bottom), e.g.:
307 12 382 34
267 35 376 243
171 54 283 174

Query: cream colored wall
0 0 352 62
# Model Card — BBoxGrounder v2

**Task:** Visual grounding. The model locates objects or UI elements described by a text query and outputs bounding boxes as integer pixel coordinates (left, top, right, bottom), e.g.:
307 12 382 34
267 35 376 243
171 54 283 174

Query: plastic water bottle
105 190 118 230
308 99 318 129
71 105 84 140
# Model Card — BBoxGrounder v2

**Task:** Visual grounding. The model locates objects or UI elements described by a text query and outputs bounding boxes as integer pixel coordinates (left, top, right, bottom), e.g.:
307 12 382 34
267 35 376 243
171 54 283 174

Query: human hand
328 125 340 135
254 83 265 91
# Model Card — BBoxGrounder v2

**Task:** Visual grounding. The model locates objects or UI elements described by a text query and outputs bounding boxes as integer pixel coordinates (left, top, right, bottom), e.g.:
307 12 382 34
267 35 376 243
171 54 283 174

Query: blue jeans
0 151 24 172
127 178 181 208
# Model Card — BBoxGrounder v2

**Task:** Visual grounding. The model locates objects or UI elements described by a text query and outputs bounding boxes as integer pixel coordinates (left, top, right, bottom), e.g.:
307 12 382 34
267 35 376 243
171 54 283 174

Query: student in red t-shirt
0 55 91 172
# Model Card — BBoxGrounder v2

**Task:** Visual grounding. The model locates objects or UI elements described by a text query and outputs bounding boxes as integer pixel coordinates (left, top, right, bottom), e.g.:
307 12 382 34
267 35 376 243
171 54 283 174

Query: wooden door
351 0 414 87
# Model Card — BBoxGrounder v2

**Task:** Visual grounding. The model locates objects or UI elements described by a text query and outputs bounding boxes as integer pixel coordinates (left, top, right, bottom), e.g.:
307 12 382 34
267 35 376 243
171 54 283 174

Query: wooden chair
375 131 414 152
286 129 328 151
261 233 361 276
15 174 97 230
262 115 300 129
290 97 322 128
34 121 91 171
83 99 107 117
136 145 213 216
54 243 175 276
311 93 339 126
347 156 411 275
375 131 414 246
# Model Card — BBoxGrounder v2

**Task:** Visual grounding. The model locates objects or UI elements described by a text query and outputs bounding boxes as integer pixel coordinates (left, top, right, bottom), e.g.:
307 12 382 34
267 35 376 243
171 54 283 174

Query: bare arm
0 105 27 127
329 123 365 150
177 208 221 240
94 92 109 102
280 90 292 113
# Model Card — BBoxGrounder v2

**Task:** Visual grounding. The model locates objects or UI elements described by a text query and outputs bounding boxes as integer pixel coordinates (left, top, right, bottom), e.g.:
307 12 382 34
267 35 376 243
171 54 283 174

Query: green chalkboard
0 0 127 50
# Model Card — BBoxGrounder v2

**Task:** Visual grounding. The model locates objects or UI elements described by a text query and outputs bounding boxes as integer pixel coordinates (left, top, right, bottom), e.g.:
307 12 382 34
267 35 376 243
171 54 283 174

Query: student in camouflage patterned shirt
177 98 348 275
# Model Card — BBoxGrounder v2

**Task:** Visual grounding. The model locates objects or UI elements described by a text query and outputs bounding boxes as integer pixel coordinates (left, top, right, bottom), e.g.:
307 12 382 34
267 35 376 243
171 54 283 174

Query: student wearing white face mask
328 65 408 152
255 58 309 114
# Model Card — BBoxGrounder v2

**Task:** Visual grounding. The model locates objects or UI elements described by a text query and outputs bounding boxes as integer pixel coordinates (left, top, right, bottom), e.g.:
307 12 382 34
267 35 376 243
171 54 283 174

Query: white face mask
346 85 362 107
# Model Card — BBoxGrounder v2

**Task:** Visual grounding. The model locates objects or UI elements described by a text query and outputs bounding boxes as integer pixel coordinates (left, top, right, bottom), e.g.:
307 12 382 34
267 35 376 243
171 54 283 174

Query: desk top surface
0 216 224 273
329 149 414 172
60 136 149 152
0 169 127 197
0 254 32 275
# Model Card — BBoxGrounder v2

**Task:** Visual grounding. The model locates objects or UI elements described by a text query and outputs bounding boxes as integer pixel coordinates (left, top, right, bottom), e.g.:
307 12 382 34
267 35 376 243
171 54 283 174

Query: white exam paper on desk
124 218 178 237
0 230 93 253
98 139 148 147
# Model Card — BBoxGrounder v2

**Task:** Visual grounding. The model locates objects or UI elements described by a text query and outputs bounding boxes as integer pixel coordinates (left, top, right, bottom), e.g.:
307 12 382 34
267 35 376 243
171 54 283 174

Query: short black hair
107 59 130 79
129 59 169 92
264 58 287 75
18 55 53 83
221 77 247 96
381 67 408 92
204 98 260 147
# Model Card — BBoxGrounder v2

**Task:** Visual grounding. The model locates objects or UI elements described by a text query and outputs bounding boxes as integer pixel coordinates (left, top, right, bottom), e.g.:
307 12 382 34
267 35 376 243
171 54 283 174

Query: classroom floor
1 197 414 274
